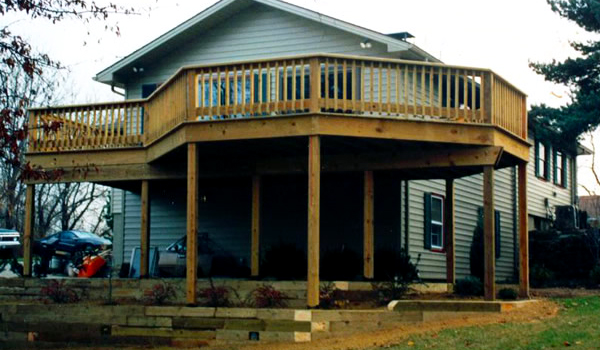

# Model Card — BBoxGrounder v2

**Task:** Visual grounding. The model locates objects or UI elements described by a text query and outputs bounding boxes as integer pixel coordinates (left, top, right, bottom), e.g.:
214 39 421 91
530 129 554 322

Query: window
424 193 444 251
554 151 567 187
535 141 550 180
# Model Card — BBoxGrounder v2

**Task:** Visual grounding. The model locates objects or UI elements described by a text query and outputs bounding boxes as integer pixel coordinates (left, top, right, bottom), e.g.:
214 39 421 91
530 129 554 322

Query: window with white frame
424 193 444 251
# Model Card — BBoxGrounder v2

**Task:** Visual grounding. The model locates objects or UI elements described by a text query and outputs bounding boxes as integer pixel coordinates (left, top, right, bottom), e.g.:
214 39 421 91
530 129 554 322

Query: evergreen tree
529 0 600 145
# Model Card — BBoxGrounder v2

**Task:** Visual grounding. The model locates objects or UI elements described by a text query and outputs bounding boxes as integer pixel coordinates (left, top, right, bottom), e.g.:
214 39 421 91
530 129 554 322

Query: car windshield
73 231 99 239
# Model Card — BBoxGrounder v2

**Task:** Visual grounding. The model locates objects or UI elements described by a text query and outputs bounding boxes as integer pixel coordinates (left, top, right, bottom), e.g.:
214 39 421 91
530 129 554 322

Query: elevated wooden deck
27 53 529 182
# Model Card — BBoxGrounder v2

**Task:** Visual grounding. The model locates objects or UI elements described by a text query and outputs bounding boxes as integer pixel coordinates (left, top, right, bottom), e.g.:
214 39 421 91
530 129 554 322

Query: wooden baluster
258 63 263 115
266 62 271 114
342 60 348 112
324 59 329 110
291 60 297 112
420 66 425 116
385 63 392 115
412 65 417 116
225 67 231 117
378 62 383 114
404 65 408 115
208 70 214 117
275 62 281 111
333 59 338 111
438 67 443 118
471 71 476 123
369 62 375 113
454 69 459 120
240 66 246 116
361 61 366 113
395 65 400 116
429 66 434 117
250 65 255 115
301 60 306 111
352 60 357 112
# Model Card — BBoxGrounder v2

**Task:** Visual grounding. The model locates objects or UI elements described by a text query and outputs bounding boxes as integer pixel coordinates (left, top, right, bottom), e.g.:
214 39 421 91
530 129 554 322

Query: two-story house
24 0 582 306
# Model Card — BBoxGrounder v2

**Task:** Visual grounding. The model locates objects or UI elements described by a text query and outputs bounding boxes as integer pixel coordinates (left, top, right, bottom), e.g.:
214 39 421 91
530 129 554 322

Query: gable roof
95 0 439 86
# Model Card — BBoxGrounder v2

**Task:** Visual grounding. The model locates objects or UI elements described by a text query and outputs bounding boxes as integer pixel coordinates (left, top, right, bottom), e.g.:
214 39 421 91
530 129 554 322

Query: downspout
512 166 519 282
111 84 125 97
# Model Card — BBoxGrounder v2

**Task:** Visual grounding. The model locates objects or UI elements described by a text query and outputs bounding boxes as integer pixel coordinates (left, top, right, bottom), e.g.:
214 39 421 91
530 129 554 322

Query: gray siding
526 133 574 219
125 3 403 99
406 167 517 282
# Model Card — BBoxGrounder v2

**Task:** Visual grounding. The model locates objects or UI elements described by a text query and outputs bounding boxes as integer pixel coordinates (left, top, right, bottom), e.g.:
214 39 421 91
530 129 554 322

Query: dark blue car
34 230 111 260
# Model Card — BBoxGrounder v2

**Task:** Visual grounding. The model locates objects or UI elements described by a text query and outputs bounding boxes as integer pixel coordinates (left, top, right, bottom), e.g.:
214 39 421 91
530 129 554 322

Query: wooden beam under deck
26 114 530 180
483 166 496 301
186 143 199 305
25 144 505 184
518 162 529 298
23 185 35 277
307 135 321 308
251 176 261 277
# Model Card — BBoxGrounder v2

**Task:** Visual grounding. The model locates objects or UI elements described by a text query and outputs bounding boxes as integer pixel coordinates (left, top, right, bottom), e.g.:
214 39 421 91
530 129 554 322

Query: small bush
498 288 518 300
252 285 288 308
143 282 176 305
371 250 421 306
199 284 230 307
530 264 555 288
454 276 483 297
40 280 80 303
319 283 346 309
589 265 600 287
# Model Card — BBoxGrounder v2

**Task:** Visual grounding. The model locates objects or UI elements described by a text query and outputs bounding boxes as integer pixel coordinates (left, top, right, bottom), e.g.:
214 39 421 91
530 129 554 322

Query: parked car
34 230 111 264
158 232 249 278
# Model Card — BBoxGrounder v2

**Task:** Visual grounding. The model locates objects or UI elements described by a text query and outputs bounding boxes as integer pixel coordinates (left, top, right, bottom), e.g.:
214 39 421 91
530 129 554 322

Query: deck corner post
483 72 494 124
140 180 150 278
518 162 530 298
23 184 35 277
363 170 375 279
251 175 261 277
483 165 496 301
186 143 199 305
309 57 321 114
307 135 321 308
445 178 456 285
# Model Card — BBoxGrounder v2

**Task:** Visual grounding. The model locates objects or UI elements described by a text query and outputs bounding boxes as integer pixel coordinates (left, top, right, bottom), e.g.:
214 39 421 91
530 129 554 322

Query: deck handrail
28 53 527 153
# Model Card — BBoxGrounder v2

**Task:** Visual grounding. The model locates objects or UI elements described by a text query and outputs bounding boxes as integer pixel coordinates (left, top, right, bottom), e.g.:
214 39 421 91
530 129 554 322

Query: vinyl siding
527 133 574 219
407 167 517 282
124 3 404 99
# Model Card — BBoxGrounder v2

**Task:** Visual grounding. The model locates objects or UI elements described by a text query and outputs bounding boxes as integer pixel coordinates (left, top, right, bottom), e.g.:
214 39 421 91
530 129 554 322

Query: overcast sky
5 0 600 193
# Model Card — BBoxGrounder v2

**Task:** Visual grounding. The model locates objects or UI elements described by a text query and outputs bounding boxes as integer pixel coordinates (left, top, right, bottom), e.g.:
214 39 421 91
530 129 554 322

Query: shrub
589 265 600 287
40 280 80 303
498 288 518 300
143 282 176 305
454 276 483 297
261 243 306 280
319 282 345 309
371 250 422 306
252 285 288 308
530 264 555 288
374 249 420 282
199 284 230 307
469 222 484 282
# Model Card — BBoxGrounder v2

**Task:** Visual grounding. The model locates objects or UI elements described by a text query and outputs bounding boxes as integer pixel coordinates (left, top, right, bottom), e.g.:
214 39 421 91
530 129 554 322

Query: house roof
95 0 440 86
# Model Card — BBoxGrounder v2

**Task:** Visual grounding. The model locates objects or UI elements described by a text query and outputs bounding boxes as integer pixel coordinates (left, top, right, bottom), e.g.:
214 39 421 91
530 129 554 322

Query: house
25 0 563 306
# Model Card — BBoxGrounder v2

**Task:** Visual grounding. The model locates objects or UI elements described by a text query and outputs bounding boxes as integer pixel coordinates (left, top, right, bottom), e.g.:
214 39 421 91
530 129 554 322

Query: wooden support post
307 135 321 308
518 162 529 298
483 166 496 301
23 185 35 277
186 143 199 305
363 170 374 279
309 58 320 113
140 180 150 278
251 175 261 277
445 178 456 285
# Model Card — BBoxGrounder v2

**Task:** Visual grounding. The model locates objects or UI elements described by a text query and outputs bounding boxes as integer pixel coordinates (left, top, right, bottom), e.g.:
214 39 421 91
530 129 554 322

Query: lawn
378 296 600 350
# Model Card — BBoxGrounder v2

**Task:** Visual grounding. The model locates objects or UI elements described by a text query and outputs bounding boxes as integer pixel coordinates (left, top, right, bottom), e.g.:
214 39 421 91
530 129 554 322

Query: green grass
379 296 600 350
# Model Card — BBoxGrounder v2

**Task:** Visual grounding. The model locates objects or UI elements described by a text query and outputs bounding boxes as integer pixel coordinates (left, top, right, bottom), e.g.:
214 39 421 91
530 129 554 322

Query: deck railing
28 54 527 153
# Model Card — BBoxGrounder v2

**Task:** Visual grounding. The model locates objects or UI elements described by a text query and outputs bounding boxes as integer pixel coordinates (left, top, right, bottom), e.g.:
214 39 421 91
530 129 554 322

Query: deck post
23 185 35 277
251 175 261 277
518 162 530 298
140 180 150 278
307 135 321 307
309 58 320 113
483 166 496 301
186 143 199 305
445 178 456 285
363 170 375 279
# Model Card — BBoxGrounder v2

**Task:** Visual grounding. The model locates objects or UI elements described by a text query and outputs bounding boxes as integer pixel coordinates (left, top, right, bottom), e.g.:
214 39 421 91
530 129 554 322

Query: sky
4 0 600 193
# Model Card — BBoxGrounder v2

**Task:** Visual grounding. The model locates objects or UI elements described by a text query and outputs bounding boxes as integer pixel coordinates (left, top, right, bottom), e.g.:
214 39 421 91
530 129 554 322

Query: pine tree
529 0 600 145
